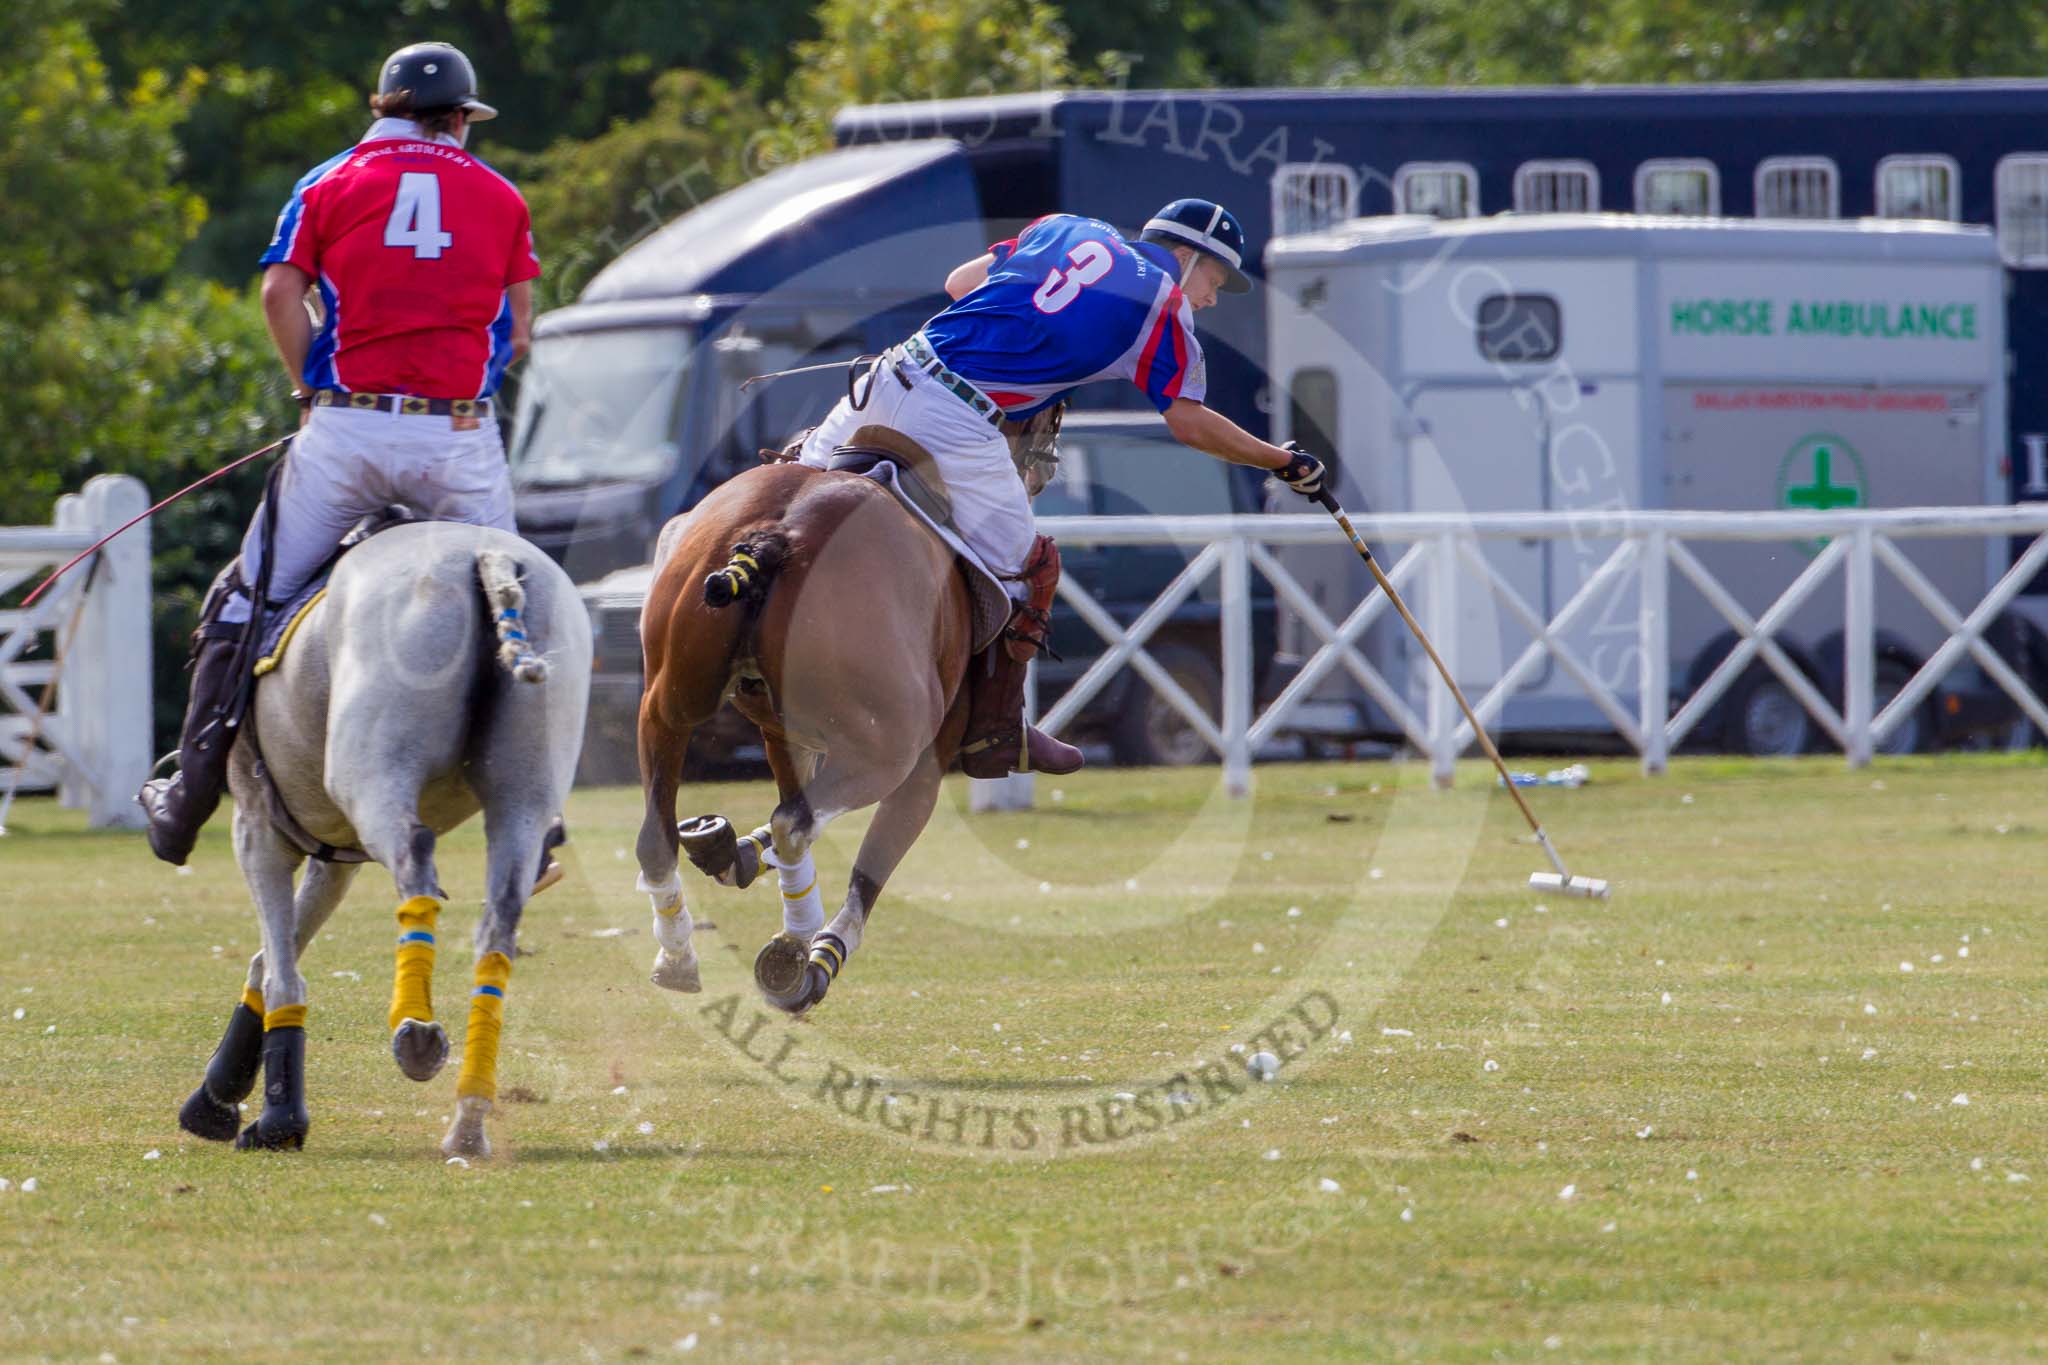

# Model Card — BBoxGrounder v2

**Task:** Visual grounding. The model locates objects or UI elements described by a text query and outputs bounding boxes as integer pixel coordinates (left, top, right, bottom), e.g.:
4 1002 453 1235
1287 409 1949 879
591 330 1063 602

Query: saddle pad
254 588 327 677
848 462 1013 654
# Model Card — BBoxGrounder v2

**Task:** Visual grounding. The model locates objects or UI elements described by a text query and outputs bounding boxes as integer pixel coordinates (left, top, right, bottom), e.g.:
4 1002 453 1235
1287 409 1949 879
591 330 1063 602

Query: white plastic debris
143 1149 161 1161
1971 1157 1985 1171
1263 1148 1281 1161
445 1156 469 1169
1247 1051 1281 1082
1252 942 1267 955
1381 1027 1413 1037
368 1213 387 1227
637 1121 655 1136
1318 1177 1342 1193
592 927 625 938
1900 962 1915 973
1558 1184 1576 1200
675 1333 698 1352
1952 1094 1970 1107
1660 992 1673 1006
1399 1206 1414 1223
1483 1059 1500 1073
2008 1172 2030 1184
1685 1170 1698 1182
1636 1126 1653 1139
612 1085 628 1095
1864 1003 1878 1016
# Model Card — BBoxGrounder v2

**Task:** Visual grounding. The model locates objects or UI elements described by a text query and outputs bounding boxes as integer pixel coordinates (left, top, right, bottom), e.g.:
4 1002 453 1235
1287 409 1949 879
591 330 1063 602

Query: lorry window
1476 295 1562 364
509 328 691 486
1083 435 1235 518
1513 161 1599 214
1395 163 1478 220
1288 368 1339 476
1994 154 2048 267
1755 156 1840 219
1273 163 1359 236
1634 159 1720 216
1876 155 1960 221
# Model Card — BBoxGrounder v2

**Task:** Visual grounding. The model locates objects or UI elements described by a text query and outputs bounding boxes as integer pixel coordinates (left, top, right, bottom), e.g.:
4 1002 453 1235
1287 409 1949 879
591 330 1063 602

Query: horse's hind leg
226 805 315 1151
347 809 455 1083
635 709 702 992
442 802 551 1159
179 857 358 1141
762 748 944 1015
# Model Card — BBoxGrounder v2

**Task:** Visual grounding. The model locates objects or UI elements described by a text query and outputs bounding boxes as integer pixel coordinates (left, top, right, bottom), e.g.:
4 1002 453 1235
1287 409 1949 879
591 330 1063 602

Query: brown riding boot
959 535 1084 778
138 631 245 866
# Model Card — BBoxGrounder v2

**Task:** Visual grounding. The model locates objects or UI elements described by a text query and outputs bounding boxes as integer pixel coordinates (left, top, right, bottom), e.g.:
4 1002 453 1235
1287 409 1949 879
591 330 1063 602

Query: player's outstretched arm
1164 398 1328 497
945 252 997 300
1163 398 1291 471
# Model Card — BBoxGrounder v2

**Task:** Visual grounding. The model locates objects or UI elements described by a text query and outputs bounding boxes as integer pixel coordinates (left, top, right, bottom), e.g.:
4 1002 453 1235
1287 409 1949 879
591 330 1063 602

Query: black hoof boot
178 1001 265 1142
678 815 737 880
764 934 843 1017
753 933 811 1008
391 1018 449 1082
234 1026 310 1151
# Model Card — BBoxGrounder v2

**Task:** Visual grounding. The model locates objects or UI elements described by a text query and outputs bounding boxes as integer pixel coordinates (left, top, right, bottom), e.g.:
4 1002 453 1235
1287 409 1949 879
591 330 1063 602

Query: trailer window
1476 295 1561 363
1995 154 2048 267
1273 163 1359 236
1514 160 1599 213
1396 163 1478 219
1288 368 1339 477
1876 155 1960 221
1756 157 1839 219
1635 159 1719 216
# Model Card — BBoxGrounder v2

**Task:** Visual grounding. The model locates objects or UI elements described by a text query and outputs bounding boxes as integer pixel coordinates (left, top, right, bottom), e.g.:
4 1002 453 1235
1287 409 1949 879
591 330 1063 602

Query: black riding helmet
377 42 497 122
1140 198 1251 292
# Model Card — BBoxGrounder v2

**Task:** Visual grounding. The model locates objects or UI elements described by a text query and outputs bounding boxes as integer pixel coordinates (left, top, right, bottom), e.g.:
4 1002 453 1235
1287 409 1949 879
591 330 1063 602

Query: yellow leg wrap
388 895 441 1032
263 1004 307 1031
455 951 513 1102
241 985 265 1016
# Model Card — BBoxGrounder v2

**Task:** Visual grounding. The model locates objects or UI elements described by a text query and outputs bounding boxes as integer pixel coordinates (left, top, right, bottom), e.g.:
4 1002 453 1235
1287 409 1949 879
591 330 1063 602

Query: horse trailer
1264 214 2028 753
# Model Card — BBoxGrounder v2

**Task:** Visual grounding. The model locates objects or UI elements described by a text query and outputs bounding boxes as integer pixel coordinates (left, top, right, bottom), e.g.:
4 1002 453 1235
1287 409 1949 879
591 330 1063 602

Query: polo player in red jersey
140 41 541 865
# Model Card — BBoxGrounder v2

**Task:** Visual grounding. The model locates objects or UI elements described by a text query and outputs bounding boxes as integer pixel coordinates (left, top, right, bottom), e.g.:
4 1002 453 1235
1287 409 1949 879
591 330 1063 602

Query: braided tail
703 531 788 609
476 549 549 683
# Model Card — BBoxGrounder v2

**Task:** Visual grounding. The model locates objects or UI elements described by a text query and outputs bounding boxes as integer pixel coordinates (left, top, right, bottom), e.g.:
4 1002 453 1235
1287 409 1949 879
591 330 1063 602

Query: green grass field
2 755 2046 1361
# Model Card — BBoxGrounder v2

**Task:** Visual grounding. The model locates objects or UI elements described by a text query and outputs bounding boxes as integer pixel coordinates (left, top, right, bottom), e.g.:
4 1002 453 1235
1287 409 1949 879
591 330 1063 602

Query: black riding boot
138 631 246 866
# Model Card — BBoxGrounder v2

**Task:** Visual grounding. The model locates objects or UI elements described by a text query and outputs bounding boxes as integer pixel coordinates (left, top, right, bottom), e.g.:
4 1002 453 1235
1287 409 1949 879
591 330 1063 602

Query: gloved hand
1274 441 1326 497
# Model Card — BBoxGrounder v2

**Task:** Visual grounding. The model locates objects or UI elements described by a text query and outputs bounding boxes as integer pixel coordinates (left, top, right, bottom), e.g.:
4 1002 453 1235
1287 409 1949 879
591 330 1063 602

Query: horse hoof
234 1112 308 1151
177 1085 240 1142
392 1019 450 1082
532 859 565 896
763 961 831 1017
677 815 738 881
650 949 702 993
441 1096 493 1159
753 932 811 1001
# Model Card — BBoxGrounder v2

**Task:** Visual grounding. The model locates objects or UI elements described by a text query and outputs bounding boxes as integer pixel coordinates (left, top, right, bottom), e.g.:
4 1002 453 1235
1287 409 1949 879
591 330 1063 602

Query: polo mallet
1312 487 1611 900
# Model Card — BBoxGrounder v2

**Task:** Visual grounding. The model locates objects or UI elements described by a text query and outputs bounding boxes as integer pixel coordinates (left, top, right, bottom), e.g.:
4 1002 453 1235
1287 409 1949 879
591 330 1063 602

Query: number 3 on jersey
384 172 454 259
1032 240 1113 314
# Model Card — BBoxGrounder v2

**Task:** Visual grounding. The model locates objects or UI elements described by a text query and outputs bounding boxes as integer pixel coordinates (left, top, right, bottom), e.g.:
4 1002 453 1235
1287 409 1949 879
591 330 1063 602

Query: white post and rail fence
975 505 2048 804
0 475 153 831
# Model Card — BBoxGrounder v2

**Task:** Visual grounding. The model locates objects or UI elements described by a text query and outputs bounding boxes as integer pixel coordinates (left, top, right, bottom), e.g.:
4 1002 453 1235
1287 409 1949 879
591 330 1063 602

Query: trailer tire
1111 642 1222 768
1726 668 1813 758
1871 658 1932 756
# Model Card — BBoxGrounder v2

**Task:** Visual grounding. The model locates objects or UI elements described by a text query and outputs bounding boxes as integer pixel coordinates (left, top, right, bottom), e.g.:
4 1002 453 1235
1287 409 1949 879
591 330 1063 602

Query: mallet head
1529 872 1611 900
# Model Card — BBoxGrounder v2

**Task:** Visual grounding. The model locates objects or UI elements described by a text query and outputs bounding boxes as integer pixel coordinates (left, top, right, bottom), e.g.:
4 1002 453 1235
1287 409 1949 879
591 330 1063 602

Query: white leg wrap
650 901 695 956
821 904 863 958
637 868 685 914
770 850 825 938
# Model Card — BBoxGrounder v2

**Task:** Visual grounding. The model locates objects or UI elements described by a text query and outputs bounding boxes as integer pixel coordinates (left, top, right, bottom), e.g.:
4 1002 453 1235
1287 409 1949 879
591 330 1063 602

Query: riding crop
1312 487 1612 900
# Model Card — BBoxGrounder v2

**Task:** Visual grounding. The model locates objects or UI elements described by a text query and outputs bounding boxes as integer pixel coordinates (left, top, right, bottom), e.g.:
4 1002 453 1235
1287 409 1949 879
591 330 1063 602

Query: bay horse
174 522 589 1157
634 452 987 1015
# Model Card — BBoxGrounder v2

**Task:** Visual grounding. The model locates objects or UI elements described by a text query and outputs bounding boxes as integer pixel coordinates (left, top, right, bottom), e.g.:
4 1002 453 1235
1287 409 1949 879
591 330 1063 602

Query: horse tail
475 548 550 684
702 529 789 609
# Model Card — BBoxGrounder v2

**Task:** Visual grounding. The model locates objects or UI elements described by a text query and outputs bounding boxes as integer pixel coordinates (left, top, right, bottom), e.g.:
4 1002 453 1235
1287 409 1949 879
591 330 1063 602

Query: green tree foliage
502 72 770 312
765 0 1080 160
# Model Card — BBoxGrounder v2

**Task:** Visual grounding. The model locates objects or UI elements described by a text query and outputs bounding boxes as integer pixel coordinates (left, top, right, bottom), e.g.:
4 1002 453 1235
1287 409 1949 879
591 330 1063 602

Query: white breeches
221 404 517 623
797 361 1034 594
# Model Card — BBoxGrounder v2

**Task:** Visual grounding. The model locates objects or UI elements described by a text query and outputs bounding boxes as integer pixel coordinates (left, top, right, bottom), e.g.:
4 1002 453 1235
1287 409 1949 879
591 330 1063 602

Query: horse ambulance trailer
1263 213 2023 753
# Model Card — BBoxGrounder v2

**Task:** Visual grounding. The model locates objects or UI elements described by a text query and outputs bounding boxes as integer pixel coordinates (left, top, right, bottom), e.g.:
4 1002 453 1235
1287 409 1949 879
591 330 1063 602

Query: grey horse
175 521 589 1158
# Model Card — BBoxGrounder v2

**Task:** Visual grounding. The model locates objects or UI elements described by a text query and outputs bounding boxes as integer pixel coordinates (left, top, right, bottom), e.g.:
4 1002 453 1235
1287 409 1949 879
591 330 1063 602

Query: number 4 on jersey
384 172 454 259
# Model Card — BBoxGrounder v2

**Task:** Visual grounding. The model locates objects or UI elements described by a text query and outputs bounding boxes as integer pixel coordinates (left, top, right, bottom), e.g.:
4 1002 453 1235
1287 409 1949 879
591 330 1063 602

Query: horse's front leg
764 748 944 1015
227 804 315 1151
179 857 357 1140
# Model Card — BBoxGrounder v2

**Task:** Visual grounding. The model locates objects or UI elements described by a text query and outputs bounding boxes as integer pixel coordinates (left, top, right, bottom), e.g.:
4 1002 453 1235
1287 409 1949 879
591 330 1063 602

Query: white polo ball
1246 1050 1281 1082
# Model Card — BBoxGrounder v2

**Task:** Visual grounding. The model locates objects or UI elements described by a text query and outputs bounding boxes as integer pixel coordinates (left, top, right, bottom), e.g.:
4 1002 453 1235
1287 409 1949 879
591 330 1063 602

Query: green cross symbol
1785 443 1861 510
